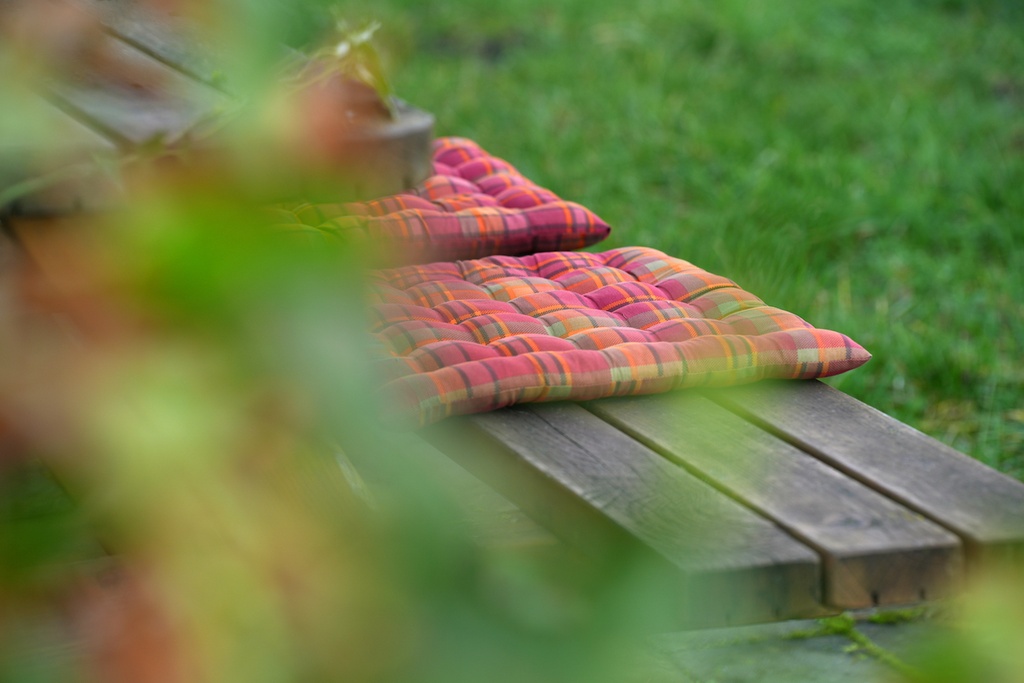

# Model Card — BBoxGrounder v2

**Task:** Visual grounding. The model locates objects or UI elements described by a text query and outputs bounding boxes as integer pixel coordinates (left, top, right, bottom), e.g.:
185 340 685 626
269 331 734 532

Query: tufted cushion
369 247 871 427
274 137 611 263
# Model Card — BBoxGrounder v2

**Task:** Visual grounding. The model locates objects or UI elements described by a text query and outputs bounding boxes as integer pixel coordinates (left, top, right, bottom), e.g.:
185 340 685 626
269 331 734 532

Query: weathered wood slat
706 379 1024 563
82 0 226 88
46 32 226 148
585 392 964 609
345 430 561 552
422 402 824 627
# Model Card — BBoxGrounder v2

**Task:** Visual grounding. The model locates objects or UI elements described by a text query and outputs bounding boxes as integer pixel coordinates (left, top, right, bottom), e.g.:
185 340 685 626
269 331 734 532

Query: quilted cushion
369 247 871 427
273 137 610 263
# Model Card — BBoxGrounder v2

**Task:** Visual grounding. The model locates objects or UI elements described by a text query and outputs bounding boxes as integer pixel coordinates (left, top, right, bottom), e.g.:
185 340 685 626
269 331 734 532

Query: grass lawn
332 0 1024 478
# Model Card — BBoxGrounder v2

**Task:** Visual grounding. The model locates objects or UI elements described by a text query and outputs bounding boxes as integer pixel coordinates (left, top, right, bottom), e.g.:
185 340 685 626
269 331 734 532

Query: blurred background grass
317 0 1024 478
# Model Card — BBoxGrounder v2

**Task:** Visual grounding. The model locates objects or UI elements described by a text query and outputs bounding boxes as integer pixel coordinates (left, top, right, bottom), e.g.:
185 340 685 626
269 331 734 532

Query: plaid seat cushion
272 137 611 263
369 247 871 427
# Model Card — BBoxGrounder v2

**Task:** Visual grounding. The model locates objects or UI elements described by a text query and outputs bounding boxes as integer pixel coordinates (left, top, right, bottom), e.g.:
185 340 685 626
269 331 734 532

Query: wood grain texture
706 379 1024 564
585 392 964 609
46 32 226 148
422 402 825 627
83 0 225 88
343 430 561 552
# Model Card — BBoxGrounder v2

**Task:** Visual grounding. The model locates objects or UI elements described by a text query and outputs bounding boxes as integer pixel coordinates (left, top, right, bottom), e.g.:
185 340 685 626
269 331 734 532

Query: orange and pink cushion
369 247 871 427
276 137 611 263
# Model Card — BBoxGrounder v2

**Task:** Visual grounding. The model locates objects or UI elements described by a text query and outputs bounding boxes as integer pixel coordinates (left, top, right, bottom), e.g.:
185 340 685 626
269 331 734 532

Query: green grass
336 0 1024 477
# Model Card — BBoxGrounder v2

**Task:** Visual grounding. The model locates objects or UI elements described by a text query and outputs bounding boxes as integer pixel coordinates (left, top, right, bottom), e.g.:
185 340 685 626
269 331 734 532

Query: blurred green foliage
2 1 1023 681
0 2 680 681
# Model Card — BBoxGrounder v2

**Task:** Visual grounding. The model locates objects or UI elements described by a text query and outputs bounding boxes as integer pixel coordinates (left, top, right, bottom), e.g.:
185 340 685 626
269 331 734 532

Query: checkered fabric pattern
369 247 871 427
271 137 610 263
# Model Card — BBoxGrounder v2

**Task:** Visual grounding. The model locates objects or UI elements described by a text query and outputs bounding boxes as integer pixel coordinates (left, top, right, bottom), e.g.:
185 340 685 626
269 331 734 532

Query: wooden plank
46 31 227 148
81 0 226 89
706 379 1024 564
343 430 561 552
585 392 964 609
422 403 825 627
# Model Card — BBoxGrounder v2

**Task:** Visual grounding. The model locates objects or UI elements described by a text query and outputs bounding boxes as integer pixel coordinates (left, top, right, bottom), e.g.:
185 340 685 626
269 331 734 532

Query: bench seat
411 380 1024 627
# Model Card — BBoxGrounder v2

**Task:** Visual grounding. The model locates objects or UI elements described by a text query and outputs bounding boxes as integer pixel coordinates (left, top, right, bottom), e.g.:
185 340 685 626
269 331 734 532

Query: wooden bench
414 382 1024 627
4 0 1024 631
